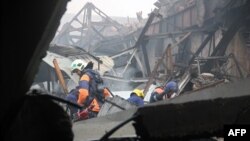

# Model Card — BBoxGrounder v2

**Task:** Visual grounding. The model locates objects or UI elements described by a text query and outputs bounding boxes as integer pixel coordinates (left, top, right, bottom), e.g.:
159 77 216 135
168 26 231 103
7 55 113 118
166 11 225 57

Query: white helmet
71 59 87 72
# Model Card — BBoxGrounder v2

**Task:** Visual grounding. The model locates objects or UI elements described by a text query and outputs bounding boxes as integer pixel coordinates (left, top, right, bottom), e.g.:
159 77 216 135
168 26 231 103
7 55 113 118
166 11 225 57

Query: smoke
105 66 140 91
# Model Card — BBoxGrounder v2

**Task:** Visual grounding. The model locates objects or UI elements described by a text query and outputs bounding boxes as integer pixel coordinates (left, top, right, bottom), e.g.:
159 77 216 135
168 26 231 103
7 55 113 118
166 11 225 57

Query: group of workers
66 59 179 121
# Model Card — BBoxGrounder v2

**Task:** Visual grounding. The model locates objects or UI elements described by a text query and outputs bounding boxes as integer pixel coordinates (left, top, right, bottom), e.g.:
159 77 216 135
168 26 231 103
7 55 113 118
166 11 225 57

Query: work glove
152 92 165 102
153 88 174 101
77 108 89 120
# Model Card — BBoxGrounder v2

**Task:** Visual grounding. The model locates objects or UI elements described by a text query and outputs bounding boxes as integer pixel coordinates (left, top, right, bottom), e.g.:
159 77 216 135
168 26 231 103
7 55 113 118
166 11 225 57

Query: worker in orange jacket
71 59 110 119
149 81 178 103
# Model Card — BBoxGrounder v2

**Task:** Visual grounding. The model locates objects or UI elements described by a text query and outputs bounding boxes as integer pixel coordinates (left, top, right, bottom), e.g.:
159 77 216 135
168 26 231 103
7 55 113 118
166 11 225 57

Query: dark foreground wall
1 0 69 140
135 78 250 140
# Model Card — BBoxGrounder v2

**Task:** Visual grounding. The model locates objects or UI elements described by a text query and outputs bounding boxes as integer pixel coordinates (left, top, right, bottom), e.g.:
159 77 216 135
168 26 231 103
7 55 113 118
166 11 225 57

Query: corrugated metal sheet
43 45 114 84
43 51 77 82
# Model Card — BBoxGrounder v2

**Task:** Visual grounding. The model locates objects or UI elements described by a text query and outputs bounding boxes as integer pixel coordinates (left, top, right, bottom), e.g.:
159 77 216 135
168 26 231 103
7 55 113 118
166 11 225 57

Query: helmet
71 59 87 72
165 81 178 92
132 89 144 98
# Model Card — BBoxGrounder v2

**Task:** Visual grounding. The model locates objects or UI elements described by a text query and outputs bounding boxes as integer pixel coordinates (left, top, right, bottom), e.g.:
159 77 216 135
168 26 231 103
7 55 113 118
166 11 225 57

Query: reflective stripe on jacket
78 73 110 112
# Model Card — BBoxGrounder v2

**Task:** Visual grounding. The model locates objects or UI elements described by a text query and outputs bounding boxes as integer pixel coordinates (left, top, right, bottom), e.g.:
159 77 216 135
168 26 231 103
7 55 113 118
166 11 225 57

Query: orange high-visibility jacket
78 74 110 112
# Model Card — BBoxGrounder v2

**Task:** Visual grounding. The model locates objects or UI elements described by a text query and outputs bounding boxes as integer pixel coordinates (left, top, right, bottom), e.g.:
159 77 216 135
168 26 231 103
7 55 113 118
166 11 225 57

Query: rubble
30 0 250 140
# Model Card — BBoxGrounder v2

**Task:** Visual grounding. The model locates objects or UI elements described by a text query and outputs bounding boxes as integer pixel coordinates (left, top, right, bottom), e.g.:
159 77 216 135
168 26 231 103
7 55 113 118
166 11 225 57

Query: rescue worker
149 81 178 103
127 89 144 107
71 59 111 119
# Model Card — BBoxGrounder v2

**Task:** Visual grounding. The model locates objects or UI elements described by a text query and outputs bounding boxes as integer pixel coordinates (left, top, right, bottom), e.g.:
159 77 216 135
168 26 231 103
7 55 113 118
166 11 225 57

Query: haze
66 0 156 18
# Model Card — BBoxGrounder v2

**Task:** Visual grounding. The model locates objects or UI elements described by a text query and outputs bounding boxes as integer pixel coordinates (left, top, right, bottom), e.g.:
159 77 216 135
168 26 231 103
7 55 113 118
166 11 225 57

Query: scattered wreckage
30 0 250 140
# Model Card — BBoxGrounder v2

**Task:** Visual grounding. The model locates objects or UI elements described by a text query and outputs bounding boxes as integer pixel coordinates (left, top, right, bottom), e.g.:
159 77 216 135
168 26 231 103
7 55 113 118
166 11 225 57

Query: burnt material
205 2 250 72
188 30 216 65
135 10 162 76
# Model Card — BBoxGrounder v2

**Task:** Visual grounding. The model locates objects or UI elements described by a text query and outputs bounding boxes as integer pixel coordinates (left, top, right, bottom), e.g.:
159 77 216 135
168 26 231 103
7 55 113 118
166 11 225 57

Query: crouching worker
71 59 111 121
149 81 178 103
127 89 144 107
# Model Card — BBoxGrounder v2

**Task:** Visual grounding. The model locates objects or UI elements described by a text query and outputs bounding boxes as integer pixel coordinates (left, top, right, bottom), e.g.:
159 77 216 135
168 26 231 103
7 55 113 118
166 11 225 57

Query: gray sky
66 0 156 18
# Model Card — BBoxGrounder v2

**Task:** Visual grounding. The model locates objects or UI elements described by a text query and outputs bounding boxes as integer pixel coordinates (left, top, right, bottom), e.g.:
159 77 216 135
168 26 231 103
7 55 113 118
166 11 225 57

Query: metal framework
52 2 126 51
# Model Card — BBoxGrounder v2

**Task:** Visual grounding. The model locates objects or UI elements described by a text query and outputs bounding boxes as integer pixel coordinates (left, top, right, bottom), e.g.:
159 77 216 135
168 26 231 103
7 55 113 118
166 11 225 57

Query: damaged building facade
70 0 250 140
41 0 250 98
1 0 250 141
29 0 250 140
140 0 250 95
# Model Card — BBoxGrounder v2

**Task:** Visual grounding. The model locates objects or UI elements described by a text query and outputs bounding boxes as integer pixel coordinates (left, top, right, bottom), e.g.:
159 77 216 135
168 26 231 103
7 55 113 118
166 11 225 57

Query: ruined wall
189 32 207 56
226 32 250 77
143 0 222 73
189 30 222 58
145 22 161 74
141 0 249 79
180 30 250 78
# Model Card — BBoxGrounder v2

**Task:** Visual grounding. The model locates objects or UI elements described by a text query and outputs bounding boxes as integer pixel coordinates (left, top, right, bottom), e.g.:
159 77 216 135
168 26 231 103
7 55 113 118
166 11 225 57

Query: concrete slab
72 78 250 140
73 108 137 141
135 78 250 139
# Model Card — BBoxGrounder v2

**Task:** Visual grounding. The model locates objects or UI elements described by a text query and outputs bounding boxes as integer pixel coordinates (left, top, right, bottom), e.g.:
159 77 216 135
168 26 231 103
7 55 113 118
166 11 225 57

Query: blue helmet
165 81 178 93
